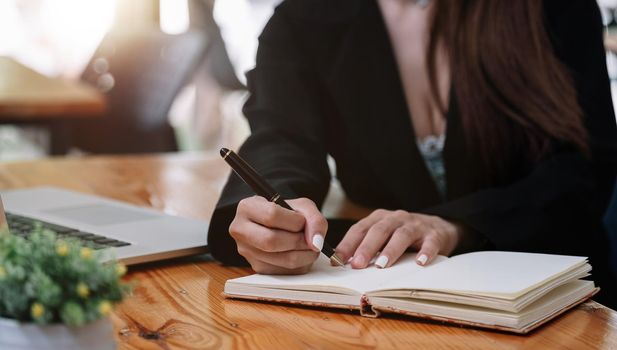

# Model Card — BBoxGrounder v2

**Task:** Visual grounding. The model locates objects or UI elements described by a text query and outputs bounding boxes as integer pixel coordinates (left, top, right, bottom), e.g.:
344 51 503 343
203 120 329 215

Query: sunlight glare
160 0 190 35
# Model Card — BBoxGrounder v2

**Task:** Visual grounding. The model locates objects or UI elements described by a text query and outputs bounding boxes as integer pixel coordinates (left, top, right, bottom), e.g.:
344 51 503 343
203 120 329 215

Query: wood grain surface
0 153 615 349
0 57 105 119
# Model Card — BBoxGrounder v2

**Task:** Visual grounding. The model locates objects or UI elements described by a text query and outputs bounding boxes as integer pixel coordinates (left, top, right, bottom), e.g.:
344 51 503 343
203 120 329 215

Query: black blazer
207 0 617 305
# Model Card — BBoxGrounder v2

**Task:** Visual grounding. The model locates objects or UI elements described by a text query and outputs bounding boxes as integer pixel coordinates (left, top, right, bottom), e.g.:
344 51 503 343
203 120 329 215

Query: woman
207 0 617 307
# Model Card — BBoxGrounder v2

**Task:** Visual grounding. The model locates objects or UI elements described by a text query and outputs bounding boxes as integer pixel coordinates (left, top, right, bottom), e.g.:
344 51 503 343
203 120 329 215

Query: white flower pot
0 316 116 350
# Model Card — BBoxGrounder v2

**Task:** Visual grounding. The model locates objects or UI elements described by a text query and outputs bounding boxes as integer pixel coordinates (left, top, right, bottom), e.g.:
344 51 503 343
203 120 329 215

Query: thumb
288 198 328 252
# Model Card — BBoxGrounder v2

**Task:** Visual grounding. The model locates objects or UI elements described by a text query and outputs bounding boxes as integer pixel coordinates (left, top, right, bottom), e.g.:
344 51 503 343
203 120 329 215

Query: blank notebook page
228 251 586 298
229 253 443 294
375 251 587 298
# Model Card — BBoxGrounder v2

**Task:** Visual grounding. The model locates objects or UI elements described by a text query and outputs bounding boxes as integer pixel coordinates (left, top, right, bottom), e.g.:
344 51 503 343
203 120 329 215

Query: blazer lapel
325 0 442 210
442 90 481 201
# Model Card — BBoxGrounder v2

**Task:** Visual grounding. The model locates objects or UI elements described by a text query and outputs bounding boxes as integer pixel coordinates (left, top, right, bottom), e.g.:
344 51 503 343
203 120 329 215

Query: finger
245 256 313 275
335 210 386 262
416 230 441 266
239 196 305 232
289 198 328 252
375 226 419 268
230 219 310 253
240 244 319 270
238 243 299 274
351 218 402 269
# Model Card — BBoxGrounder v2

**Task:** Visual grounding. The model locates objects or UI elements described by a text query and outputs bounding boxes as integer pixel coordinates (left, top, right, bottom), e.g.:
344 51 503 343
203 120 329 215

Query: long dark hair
427 1 588 178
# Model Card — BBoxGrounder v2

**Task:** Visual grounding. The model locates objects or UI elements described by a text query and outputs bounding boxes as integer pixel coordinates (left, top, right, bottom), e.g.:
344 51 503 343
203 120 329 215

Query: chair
188 0 244 91
69 29 208 154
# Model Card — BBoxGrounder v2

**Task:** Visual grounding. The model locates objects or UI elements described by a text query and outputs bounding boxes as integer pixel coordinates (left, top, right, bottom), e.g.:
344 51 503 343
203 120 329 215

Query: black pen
220 147 344 266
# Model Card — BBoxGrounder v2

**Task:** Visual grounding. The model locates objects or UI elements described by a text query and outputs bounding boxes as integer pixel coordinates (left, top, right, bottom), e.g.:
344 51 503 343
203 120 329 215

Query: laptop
0 187 208 265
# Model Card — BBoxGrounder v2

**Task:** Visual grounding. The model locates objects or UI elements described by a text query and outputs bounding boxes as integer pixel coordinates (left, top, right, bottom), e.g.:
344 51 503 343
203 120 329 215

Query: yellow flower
98 300 112 316
76 282 90 298
80 247 93 260
0 266 5 279
31 302 45 319
115 263 127 277
56 242 69 257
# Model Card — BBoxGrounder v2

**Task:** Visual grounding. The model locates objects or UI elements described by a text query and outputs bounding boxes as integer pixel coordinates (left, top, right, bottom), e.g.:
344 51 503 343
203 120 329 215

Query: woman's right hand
229 196 328 274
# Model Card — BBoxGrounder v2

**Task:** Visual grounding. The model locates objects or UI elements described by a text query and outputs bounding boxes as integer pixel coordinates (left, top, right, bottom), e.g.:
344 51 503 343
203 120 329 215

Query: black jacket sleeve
207 5 331 265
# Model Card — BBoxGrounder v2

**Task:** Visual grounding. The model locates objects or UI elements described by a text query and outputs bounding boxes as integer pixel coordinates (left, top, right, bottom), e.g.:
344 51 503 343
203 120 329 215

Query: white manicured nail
375 255 388 269
312 234 324 251
417 254 428 266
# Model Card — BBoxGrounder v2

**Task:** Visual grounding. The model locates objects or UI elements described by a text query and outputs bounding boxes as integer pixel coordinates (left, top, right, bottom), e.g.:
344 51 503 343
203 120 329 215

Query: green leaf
59 301 85 327
0 229 133 324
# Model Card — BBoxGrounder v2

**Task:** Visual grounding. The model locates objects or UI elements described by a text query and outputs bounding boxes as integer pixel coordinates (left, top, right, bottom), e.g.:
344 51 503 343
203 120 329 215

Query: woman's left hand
335 209 464 269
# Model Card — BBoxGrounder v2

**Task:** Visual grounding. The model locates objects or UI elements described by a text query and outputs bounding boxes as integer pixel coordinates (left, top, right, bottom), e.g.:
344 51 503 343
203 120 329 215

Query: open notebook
224 251 597 333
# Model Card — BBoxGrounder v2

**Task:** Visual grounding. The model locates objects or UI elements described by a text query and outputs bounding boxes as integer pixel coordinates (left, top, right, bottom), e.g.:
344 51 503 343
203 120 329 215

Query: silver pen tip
330 253 345 267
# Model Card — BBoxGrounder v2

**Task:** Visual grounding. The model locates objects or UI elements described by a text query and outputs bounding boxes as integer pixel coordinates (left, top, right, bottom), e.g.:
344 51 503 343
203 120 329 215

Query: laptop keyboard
6 212 131 250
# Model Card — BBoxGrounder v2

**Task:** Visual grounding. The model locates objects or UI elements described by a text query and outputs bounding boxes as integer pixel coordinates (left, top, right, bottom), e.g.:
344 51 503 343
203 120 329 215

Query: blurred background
0 0 267 160
0 0 616 161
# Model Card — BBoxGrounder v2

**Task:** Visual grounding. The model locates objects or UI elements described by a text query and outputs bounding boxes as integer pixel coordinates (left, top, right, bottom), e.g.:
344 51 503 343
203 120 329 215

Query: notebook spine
359 295 381 318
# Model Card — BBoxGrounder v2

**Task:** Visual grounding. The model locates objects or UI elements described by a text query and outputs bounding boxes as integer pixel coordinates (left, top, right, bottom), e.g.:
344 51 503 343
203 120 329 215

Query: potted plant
0 224 131 350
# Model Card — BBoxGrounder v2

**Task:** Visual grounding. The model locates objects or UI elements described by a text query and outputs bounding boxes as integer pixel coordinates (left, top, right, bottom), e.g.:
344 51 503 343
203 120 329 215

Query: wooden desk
0 153 616 349
0 57 105 120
